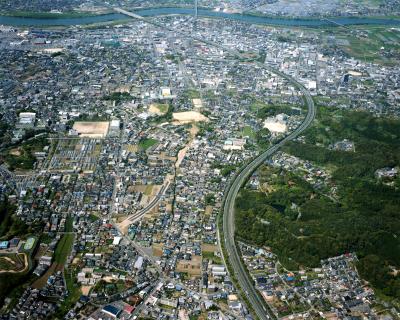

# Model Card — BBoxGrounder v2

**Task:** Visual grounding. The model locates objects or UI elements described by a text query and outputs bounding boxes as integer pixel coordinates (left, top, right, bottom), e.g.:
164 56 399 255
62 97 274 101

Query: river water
1 7 400 27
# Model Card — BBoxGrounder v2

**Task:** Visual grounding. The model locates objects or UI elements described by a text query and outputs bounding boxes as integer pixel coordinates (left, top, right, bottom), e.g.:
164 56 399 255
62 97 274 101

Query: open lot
172 111 208 124
149 103 169 115
176 255 202 277
72 121 110 138
152 243 163 257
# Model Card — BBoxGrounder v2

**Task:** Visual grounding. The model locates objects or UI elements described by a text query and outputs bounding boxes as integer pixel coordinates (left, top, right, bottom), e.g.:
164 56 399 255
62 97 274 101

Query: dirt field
149 103 168 115
178 309 190 320
9 148 22 156
263 120 287 133
152 243 164 257
172 111 208 124
81 285 92 295
73 121 110 138
176 256 202 277
192 98 203 109
159 152 176 162
205 206 213 216
201 244 218 253
124 144 139 152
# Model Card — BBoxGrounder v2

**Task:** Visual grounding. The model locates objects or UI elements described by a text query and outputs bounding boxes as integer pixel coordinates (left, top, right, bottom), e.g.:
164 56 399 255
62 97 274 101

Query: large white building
18 112 36 128
108 119 121 137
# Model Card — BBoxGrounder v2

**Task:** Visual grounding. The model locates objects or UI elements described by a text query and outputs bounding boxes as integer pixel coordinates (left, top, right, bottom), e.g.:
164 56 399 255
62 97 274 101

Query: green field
202 251 222 264
23 237 36 251
54 234 74 266
139 138 158 151
154 103 169 114
182 89 201 99
241 126 256 139
331 26 400 65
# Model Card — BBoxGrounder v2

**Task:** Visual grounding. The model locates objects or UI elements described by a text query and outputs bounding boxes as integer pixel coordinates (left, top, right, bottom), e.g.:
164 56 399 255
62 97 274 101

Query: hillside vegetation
236 107 400 303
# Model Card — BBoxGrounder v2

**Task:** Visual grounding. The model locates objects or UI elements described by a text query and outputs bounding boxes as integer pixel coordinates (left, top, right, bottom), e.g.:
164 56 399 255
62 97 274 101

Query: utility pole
195 0 198 20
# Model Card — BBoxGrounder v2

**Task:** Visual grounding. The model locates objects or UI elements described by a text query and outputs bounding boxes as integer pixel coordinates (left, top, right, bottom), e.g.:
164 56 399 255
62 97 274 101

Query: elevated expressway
222 77 315 320
114 7 316 320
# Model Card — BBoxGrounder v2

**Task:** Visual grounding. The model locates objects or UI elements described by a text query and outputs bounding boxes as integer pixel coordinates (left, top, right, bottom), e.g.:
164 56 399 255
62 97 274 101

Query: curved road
114 7 316 320
128 181 170 221
222 68 316 320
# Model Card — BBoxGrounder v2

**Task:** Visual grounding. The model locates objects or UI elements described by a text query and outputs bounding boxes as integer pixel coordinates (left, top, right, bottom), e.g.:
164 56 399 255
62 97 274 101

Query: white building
223 138 246 151
108 119 121 137
18 112 36 128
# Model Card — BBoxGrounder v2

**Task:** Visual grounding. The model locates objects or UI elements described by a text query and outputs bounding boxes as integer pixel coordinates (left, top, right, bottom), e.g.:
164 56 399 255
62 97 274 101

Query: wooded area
235 107 400 303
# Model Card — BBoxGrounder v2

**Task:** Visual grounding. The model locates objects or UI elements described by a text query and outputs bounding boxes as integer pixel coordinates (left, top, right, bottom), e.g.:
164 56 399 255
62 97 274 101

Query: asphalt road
222 69 316 320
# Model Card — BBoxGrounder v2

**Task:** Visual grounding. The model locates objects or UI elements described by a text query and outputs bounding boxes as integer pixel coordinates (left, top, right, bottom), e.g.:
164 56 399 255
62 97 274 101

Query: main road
114 7 316 320
222 72 315 320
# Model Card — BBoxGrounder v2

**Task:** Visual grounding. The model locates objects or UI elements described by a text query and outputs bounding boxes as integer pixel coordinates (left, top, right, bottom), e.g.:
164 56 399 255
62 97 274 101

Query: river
0 7 400 27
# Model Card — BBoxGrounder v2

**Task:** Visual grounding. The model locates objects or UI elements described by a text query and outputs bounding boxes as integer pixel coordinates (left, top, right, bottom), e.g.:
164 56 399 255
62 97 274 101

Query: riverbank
0 10 110 19
241 10 400 21
0 7 399 27
1 6 400 22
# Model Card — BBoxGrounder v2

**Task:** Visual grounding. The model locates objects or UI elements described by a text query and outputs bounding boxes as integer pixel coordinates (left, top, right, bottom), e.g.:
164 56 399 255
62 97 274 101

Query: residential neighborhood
0 1 400 319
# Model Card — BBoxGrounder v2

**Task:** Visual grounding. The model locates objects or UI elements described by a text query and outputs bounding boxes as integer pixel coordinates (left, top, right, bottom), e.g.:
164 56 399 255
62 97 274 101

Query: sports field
72 121 110 138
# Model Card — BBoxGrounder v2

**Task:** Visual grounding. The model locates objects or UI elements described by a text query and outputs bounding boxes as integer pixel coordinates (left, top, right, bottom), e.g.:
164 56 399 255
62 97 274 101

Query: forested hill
235 107 400 304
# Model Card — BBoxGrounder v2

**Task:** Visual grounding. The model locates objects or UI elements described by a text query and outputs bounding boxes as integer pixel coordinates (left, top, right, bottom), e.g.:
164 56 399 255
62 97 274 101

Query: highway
222 68 315 320
113 7 316 319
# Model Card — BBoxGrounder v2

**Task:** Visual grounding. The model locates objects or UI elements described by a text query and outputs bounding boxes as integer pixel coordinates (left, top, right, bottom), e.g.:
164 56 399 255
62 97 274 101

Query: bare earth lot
172 111 208 124
73 121 110 138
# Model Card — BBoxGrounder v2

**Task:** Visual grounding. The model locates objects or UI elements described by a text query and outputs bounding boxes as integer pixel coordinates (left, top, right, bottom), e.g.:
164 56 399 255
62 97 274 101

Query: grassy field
345 30 399 63
202 251 222 265
241 126 256 139
269 24 400 65
182 89 201 99
327 26 400 65
139 138 158 151
155 103 169 113
54 234 74 265
144 185 154 196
